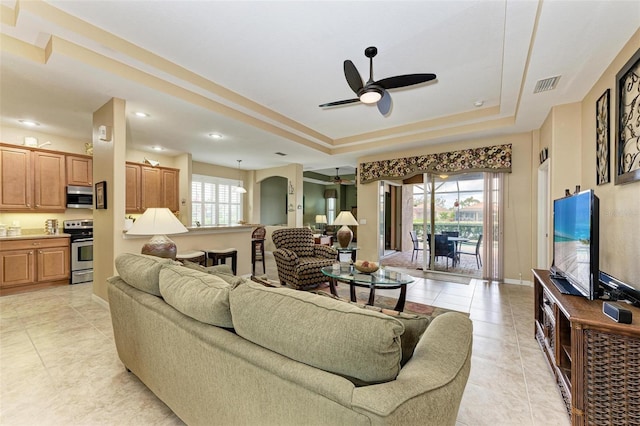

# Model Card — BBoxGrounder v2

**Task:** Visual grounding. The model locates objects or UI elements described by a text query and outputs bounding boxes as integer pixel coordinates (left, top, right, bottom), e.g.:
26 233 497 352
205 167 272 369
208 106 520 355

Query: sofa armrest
351 312 472 424
314 245 338 259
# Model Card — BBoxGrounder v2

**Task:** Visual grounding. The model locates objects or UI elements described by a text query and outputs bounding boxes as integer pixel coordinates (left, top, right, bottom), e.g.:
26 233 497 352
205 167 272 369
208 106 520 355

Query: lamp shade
126 208 188 260
333 211 358 248
315 215 327 224
333 211 358 226
126 208 188 236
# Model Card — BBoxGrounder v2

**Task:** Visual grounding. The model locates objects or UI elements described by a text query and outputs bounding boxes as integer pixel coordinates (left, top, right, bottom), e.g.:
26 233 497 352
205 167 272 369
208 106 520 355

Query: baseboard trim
503 278 533 286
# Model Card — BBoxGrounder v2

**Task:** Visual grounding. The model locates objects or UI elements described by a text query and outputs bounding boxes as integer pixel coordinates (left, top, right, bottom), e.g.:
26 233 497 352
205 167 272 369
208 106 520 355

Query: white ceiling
1 1 638 176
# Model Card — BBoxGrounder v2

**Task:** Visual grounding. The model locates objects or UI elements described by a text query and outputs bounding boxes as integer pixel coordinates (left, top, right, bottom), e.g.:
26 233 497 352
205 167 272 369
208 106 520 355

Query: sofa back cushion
114 253 178 296
313 291 430 366
229 280 403 384
159 264 233 328
181 261 244 286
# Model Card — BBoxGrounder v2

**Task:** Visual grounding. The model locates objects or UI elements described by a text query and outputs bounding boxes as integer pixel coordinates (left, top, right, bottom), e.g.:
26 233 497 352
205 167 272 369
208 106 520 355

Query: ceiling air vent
534 76 561 93
275 152 287 156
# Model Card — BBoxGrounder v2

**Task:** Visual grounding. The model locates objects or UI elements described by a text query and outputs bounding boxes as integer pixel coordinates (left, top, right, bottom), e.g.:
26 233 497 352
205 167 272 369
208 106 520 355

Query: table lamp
126 208 188 260
333 211 358 248
315 214 327 234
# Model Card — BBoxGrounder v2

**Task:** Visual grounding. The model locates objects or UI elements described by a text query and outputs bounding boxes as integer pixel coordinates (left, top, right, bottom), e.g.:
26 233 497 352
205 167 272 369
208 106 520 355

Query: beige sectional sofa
108 253 473 426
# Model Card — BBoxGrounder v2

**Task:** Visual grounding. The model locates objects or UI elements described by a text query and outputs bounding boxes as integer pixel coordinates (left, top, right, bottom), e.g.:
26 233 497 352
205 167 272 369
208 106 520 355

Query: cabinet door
37 246 70 282
0 146 32 210
141 166 161 210
126 163 141 213
161 168 179 212
0 250 35 288
33 151 66 211
66 155 93 186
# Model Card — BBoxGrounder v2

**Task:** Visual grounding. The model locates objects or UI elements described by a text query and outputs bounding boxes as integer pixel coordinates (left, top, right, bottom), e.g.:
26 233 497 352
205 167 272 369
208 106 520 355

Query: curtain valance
324 189 338 199
359 143 512 184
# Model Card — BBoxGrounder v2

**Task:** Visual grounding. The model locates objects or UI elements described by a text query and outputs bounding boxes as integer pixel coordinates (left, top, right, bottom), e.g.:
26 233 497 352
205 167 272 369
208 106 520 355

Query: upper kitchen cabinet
0 144 66 212
125 163 142 213
126 161 179 214
161 168 179 213
66 154 93 187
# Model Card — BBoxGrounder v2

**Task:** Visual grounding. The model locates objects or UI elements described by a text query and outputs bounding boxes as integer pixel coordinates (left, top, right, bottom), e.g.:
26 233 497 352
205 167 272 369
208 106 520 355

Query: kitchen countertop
0 232 70 241
122 224 253 238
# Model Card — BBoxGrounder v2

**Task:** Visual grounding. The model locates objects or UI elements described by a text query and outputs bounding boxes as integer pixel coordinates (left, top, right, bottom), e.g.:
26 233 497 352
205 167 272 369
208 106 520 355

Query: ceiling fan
319 46 437 115
331 168 353 184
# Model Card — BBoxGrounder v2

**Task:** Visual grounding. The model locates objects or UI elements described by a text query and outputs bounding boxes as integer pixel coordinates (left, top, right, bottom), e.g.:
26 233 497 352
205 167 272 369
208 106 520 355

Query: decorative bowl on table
353 260 379 274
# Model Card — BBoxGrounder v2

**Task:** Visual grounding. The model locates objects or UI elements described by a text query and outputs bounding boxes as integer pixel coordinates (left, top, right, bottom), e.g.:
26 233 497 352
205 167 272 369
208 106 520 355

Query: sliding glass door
415 172 500 279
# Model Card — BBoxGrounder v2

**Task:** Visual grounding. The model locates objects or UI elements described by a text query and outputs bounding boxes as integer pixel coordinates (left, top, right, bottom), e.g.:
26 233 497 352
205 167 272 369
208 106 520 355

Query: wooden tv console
533 269 640 425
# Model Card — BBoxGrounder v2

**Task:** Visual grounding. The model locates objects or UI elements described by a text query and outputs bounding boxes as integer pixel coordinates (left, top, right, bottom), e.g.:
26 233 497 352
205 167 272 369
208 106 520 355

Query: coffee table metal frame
321 266 414 312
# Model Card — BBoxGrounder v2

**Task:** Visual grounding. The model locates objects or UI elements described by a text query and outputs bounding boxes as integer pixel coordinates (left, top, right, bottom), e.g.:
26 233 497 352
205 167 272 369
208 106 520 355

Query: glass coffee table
321 266 414 312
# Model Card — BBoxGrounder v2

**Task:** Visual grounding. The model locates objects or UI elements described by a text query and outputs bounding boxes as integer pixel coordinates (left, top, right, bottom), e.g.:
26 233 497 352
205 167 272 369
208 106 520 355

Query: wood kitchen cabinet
125 163 142 212
0 143 66 212
161 168 179 212
126 161 179 214
0 237 70 295
66 154 93 186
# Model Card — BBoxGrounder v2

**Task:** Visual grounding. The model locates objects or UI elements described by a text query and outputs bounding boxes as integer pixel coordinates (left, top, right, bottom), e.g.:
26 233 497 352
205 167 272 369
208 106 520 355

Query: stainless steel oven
64 220 93 284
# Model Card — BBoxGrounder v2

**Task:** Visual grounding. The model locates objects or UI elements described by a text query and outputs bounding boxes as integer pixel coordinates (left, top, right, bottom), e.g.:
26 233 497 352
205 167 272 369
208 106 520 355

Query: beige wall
92 98 127 301
0 125 89 155
357 132 534 283
578 29 640 285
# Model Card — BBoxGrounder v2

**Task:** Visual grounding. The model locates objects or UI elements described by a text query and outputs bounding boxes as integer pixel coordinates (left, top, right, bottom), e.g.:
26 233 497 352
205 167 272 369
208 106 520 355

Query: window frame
191 174 243 226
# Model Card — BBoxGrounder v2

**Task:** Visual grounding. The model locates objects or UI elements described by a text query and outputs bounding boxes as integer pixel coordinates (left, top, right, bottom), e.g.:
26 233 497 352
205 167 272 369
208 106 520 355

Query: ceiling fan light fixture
359 89 382 104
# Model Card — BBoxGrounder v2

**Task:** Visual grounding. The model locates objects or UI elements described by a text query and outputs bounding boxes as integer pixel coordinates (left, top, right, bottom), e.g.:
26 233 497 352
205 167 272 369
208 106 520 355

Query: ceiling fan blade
376 73 437 90
343 60 364 94
319 98 360 108
377 90 392 115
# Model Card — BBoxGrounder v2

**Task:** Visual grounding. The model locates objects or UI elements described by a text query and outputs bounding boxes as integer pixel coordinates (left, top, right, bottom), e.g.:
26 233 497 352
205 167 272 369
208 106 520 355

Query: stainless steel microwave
66 185 93 209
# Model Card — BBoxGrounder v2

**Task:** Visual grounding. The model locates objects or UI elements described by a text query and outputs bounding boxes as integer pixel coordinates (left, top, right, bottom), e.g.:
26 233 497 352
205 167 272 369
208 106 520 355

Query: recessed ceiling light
208 133 223 139
152 146 164 151
134 112 150 117
474 100 484 107
18 119 40 126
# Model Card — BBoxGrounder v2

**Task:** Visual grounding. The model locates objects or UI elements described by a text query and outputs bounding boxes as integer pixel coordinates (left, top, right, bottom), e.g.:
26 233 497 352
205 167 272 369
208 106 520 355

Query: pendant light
236 160 247 193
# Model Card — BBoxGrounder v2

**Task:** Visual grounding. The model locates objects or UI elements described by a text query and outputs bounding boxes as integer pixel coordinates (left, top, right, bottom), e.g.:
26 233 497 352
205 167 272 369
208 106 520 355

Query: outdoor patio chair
409 231 423 262
458 234 483 269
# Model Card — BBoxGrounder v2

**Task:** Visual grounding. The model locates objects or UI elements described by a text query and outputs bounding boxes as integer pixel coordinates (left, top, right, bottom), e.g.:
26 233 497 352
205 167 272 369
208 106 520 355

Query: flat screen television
550 189 599 299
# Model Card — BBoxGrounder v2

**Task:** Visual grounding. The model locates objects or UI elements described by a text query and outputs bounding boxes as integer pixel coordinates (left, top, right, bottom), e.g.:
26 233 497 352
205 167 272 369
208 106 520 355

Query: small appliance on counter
45 219 59 235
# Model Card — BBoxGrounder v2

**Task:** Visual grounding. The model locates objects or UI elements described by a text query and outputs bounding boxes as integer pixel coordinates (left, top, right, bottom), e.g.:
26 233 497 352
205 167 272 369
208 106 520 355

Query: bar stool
251 226 266 276
176 250 206 265
204 248 238 275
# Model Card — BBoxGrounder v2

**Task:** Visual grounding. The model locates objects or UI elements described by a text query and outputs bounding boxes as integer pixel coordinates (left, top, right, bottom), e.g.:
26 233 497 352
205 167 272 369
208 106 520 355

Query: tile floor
1 255 570 426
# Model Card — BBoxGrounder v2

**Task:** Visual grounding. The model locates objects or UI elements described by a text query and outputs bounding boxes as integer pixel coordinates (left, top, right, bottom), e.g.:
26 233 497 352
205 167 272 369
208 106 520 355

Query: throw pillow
313 291 430 366
159 264 233 328
229 280 403 385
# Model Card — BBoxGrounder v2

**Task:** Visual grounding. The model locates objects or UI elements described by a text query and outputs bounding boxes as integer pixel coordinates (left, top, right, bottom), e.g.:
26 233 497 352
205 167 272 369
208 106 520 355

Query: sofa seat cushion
115 253 179 296
229 280 404 384
159 264 233 328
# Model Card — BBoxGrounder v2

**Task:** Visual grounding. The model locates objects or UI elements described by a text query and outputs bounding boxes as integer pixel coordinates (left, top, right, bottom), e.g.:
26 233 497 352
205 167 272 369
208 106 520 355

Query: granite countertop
0 230 71 241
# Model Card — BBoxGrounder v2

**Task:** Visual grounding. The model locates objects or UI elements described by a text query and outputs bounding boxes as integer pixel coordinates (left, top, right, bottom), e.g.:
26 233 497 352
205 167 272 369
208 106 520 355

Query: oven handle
73 238 94 243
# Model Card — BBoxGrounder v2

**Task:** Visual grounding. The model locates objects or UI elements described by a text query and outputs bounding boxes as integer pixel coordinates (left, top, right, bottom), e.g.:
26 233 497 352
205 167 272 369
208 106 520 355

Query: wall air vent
534 76 561 93
275 152 287 156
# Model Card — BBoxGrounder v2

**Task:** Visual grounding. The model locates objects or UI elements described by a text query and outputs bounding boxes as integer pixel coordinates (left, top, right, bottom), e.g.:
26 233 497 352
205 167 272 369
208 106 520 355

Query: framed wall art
596 89 610 185
615 48 640 185
95 181 107 209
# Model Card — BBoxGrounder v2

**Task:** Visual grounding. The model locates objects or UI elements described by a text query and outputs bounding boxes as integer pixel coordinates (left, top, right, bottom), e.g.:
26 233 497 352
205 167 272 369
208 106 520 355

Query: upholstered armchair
272 228 338 290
